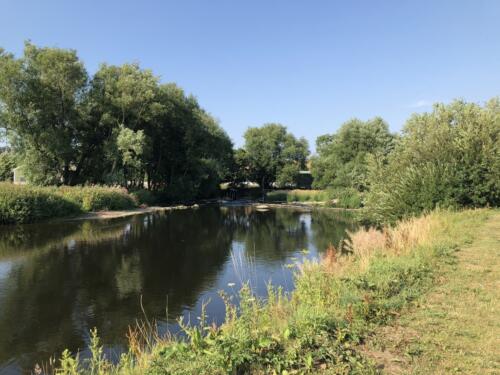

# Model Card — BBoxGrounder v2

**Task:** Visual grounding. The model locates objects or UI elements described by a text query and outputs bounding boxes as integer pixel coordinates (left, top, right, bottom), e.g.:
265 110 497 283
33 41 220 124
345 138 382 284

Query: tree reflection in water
0 206 355 373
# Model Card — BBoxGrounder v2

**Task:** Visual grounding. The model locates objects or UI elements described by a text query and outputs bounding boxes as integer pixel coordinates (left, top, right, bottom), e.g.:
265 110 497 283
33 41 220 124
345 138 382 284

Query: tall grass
286 189 331 202
0 183 81 224
48 209 490 374
266 189 363 208
0 183 137 224
57 185 136 212
266 189 331 203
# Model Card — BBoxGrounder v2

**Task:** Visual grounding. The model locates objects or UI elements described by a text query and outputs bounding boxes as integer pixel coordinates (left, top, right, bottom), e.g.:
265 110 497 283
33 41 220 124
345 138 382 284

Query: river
0 205 356 374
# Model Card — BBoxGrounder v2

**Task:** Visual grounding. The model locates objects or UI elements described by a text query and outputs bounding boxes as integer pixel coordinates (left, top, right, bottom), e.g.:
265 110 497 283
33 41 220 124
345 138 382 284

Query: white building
12 166 26 184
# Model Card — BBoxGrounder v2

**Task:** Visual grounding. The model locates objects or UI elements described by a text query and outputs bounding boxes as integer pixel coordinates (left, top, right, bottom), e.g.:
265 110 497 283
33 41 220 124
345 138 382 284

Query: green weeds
49 209 491 374
0 183 137 224
265 189 363 208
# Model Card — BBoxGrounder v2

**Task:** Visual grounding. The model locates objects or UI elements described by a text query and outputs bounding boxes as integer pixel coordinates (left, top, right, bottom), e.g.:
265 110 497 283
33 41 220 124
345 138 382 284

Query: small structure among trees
12 166 26 184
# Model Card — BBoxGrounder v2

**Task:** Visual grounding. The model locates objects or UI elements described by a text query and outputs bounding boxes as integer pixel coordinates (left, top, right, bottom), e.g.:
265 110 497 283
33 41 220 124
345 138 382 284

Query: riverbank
66 204 199 221
47 208 496 374
68 200 352 222
362 211 500 374
265 188 363 209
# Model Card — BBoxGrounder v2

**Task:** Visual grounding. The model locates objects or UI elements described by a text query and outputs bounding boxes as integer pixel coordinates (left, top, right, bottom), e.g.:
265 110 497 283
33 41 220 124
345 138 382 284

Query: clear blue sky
1 0 499 152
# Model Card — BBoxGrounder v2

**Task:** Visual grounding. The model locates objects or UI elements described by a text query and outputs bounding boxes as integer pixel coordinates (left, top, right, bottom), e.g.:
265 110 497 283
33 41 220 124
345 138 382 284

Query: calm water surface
0 205 356 374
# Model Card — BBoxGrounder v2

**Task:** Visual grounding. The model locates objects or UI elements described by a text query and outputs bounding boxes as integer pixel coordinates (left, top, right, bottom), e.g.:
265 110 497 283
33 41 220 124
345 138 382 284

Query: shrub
0 184 137 224
366 99 500 223
265 190 288 202
265 189 363 207
0 152 15 182
287 189 330 202
0 183 81 224
130 189 158 206
57 186 136 211
266 190 332 203
327 187 363 208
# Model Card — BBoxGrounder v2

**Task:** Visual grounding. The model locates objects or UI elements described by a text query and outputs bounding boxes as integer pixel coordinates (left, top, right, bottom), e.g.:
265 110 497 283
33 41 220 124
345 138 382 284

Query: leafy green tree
116 125 148 186
311 117 395 191
0 43 234 200
366 98 500 223
0 43 89 185
84 63 163 186
242 124 309 190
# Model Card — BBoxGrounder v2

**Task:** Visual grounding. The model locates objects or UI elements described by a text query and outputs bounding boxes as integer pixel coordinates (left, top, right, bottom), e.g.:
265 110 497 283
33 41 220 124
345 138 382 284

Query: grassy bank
0 183 137 224
266 188 362 208
46 208 493 374
363 211 499 374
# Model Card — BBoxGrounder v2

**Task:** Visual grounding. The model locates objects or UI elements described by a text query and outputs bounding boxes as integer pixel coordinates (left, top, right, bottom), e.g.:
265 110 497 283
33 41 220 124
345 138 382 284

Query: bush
0 152 15 182
130 189 158 206
0 183 81 224
0 184 137 224
327 187 363 208
287 189 330 202
57 186 136 211
366 99 500 223
265 190 331 203
265 189 363 207
265 190 288 202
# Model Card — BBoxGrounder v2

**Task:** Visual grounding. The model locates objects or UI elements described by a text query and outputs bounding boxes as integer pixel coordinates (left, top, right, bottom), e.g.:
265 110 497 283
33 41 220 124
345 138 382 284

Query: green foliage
57 349 80 375
0 43 233 198
266 189 329 203
0 42 89 185
0 151 15 181
265 190 289 202
130 189 158 206
286 189 330 202
311 117 395 191
238 124 309 189
0 183 136 223
57 186 136 211
265 189 363 208
327 187 363 208
116 125 147 182
50 209 490 374
366 99 500 223
0 183 81 224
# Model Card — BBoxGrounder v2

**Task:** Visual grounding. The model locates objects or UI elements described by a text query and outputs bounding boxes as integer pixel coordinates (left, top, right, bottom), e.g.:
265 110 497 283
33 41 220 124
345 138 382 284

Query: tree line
310 99 499 222
0 43 234 200
1 43 498 217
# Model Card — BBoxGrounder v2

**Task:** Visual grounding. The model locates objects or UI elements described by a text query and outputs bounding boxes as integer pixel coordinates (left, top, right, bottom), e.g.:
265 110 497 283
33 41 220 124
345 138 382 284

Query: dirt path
364 212 500 374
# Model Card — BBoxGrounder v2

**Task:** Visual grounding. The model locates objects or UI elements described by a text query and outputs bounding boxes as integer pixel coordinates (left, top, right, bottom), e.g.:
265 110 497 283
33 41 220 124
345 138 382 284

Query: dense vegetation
49 209 492 374
311 99 499 221
1 41 498 375
0 42 498 221
0 43 233 200
0 183 136 224
0 148 15 181
365 99 500 223
232 124 310 190
266 189 362 208
311 117 395 192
